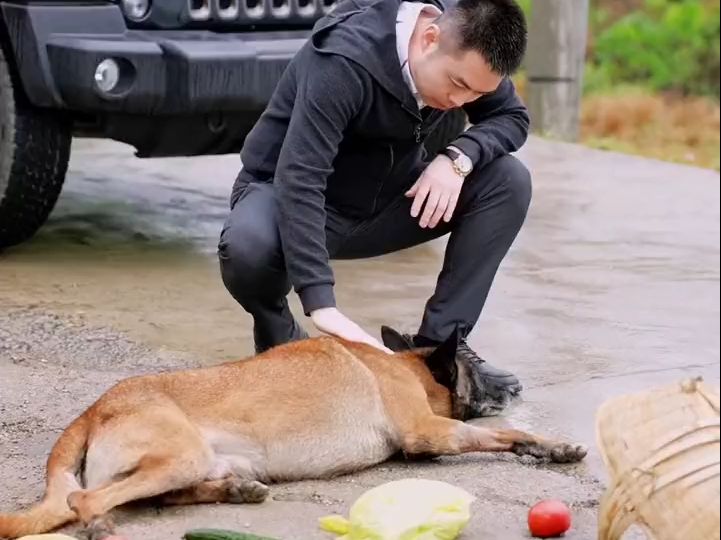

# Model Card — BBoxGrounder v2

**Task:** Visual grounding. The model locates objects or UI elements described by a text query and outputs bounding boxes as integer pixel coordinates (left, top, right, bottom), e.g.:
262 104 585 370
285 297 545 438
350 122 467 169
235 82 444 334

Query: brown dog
0 327 586 539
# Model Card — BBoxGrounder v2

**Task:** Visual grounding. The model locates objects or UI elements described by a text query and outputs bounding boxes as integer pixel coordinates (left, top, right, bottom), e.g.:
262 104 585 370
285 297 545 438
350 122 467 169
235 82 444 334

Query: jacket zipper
400 101 423 143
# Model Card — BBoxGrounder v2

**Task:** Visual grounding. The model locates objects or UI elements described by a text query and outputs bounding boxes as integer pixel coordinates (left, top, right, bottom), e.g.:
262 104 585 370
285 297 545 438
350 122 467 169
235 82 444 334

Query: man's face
410 22 503 110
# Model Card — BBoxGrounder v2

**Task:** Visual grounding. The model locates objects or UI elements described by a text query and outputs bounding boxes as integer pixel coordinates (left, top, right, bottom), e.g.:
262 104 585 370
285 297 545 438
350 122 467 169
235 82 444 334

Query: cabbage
319 478 475 540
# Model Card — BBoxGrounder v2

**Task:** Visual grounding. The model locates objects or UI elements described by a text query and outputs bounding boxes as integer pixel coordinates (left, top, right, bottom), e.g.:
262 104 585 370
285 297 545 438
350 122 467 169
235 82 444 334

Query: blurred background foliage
515 0 720 170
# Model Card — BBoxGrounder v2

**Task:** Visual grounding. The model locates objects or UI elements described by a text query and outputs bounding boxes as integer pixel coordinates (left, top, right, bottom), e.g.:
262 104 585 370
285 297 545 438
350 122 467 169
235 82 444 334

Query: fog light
94 59 121 94
122 0 151 21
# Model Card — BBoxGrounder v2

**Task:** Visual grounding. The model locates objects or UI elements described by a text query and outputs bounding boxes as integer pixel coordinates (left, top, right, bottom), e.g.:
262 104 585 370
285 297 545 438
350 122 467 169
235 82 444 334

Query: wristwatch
441 146 473 178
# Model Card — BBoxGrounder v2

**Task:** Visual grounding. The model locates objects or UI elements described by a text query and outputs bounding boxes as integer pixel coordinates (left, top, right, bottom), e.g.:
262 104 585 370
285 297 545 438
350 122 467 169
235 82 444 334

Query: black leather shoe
381 325 523 419
456 339 522 393
454 338 523 418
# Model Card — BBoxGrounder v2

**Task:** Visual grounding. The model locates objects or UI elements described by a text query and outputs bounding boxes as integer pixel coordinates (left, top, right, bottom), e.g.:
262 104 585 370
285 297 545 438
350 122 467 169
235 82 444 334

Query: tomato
528 499 572 538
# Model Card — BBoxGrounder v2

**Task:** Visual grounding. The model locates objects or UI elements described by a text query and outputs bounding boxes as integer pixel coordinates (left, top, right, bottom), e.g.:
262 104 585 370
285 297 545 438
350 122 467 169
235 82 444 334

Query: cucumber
183 528 280 540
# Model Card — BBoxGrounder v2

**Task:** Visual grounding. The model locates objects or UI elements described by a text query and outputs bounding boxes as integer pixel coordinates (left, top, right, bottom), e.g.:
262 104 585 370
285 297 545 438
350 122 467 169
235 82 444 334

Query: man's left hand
406 155 464 228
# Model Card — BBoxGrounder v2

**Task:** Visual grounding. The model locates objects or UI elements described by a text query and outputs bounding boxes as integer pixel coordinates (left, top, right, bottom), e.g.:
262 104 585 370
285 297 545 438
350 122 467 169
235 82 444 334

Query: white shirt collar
396 1 441 110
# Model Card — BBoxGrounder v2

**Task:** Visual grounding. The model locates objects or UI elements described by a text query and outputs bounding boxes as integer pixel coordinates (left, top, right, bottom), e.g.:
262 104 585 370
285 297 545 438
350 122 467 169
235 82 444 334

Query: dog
0 326 587 539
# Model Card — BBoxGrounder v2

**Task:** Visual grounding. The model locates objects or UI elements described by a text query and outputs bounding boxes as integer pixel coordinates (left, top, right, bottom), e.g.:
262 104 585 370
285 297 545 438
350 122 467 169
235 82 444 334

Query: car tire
423 109 467 156
0 45 71 251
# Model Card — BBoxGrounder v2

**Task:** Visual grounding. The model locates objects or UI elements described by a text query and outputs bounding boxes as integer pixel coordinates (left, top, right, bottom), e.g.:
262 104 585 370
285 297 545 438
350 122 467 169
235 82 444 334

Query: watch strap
441 147 460 161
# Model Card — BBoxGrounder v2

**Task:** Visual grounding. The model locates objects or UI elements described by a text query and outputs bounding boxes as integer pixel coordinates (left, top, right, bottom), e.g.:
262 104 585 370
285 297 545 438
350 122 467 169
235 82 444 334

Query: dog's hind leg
400 415 587 464
68 406 213 537
69 447 212 539
159 476 269 506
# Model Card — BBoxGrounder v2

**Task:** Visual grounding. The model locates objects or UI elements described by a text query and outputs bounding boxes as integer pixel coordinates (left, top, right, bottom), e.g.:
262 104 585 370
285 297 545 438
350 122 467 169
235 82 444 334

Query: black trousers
218 154 532 352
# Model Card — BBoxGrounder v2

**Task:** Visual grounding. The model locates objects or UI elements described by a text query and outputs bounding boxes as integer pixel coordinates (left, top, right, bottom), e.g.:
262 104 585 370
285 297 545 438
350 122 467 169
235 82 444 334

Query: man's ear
381 326 414 352
421 21 441 51
424 327 461 389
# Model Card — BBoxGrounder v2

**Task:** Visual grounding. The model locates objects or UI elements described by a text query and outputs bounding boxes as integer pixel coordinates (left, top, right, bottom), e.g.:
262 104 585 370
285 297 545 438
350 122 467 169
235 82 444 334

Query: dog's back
88 337 440 482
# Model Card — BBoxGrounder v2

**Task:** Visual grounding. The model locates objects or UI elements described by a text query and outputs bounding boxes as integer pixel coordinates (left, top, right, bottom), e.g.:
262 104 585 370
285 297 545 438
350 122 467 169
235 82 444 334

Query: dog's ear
381 325 414 351
424 327 461 390
427 326 461 362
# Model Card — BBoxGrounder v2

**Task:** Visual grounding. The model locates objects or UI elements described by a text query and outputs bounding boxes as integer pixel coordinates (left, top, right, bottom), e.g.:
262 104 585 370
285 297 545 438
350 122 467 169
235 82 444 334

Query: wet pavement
1 136 719 539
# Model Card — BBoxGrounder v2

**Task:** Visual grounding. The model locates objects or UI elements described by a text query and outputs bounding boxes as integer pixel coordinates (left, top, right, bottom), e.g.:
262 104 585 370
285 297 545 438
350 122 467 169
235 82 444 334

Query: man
218 0 531 414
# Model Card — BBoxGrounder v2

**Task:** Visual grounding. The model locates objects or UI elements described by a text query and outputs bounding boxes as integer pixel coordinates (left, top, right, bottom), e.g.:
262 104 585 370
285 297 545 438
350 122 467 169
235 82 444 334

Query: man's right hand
310 307 393 354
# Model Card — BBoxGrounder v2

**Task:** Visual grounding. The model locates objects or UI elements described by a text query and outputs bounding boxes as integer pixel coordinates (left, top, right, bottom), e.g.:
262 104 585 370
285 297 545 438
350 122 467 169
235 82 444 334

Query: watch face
458 154 473 173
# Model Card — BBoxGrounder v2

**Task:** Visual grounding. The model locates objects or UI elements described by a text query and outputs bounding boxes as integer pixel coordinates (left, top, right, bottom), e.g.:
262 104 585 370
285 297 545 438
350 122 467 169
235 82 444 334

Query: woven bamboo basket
595 377 720 540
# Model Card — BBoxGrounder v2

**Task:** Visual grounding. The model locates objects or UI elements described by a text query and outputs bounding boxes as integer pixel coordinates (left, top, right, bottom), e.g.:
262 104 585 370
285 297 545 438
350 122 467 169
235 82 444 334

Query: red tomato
528 499 572 538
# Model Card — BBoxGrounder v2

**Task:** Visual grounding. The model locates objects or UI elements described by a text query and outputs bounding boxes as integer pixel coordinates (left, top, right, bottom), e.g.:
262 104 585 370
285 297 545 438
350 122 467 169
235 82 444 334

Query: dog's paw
511 440 587 464
550 443 588 464
78 515 116 540
226 479 270 504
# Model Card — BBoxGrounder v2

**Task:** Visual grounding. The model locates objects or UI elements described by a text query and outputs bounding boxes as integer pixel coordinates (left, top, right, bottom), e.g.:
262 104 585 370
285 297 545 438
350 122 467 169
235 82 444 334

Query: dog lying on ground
0 326 587 539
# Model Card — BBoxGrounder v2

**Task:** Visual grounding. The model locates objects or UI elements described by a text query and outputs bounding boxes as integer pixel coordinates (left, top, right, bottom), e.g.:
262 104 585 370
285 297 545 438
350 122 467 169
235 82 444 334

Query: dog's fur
0 328 586 539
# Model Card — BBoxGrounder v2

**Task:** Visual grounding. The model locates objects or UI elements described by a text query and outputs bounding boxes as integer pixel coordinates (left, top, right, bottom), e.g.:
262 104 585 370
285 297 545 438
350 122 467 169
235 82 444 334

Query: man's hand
310 307 393 354
406 154 464 228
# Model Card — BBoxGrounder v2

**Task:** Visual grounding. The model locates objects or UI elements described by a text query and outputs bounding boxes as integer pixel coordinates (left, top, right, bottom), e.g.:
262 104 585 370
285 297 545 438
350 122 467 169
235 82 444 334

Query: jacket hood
310 0 447 116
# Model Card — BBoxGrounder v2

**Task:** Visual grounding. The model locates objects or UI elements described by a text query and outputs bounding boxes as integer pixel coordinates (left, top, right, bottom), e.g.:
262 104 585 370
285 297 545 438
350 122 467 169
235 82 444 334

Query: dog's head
381 325 477 421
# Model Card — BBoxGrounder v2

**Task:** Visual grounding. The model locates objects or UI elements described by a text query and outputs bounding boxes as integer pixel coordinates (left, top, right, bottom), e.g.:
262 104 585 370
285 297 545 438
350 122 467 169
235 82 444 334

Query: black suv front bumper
1 2 309 115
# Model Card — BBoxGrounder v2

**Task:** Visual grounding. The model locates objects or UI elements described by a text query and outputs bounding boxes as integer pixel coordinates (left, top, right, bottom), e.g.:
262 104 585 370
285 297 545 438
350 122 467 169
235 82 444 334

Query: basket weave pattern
595 377 720 540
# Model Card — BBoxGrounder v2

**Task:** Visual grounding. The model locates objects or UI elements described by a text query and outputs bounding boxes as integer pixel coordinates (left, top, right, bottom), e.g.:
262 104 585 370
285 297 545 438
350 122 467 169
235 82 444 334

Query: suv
0 0 464 250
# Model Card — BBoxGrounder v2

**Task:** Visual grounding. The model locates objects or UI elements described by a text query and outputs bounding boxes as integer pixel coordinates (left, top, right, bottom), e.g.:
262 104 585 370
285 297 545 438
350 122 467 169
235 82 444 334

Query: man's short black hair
441 0 528 76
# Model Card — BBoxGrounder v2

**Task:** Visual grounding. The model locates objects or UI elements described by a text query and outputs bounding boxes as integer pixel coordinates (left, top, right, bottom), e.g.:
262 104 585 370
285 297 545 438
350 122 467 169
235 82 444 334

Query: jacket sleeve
274 52 366 316
449 77 530 170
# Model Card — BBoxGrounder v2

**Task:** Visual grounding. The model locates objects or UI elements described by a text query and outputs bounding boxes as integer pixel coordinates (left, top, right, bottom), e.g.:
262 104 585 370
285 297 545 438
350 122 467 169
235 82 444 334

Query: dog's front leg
401 416 587 463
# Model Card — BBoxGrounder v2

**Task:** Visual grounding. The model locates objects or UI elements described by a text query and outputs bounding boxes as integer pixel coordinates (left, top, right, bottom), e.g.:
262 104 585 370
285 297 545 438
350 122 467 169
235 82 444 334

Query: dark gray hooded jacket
233 0 530 315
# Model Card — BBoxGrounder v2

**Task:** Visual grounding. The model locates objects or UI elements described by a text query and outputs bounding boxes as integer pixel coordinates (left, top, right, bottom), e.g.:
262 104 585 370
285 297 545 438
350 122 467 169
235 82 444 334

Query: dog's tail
0 413 89 538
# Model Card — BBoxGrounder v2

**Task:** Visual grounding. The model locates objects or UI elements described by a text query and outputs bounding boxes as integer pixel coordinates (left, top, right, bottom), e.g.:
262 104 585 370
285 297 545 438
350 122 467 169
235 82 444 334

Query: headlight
94 59 121 94
93 58 136 98
121 0 151 21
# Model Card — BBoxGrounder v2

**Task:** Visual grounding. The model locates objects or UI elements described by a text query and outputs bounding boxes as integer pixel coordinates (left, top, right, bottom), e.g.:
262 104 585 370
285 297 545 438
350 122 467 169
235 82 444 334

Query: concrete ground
1 135 719 540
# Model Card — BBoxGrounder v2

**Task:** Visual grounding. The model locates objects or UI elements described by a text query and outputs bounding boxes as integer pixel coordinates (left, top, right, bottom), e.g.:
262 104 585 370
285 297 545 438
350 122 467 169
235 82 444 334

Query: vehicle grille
187 0 336 24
